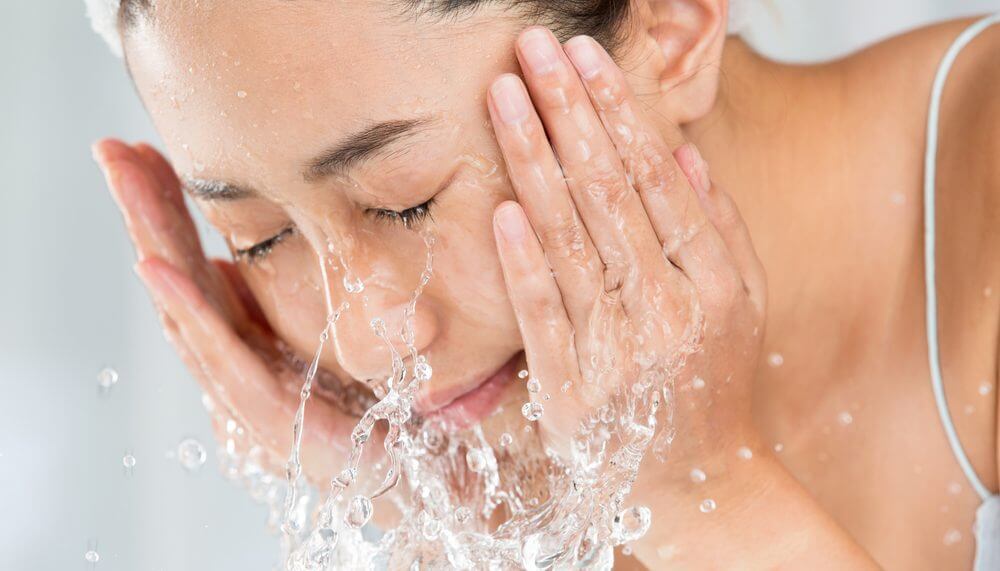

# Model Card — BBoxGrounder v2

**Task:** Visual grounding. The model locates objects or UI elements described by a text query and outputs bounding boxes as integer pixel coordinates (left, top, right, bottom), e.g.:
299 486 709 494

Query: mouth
416 351 523 430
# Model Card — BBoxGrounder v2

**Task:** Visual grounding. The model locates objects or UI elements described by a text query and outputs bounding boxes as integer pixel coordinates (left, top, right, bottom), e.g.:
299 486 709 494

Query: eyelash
366 197 436 230
236 199 436 264
236 226 295 264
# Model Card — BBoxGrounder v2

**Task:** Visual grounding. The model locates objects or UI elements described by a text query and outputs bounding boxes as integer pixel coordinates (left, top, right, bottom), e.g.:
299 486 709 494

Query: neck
679 37 833 216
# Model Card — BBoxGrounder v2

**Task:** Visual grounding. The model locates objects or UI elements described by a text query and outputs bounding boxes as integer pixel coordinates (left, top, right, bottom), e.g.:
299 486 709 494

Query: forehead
125 0 517 184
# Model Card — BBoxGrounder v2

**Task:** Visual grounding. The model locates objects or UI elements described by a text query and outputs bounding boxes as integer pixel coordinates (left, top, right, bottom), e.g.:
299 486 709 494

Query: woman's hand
92 140 361 492
487 27 876 568
488 26 765 490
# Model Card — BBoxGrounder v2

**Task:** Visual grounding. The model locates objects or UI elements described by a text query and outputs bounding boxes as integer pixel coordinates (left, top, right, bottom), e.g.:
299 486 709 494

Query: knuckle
703 271 744 310
580 161 630 206
537 216 588 258
592 73 629 111
712 191 744 229
533 75 582 113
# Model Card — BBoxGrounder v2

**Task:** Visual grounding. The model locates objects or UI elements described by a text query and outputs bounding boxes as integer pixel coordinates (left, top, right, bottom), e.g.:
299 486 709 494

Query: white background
1 1 997 569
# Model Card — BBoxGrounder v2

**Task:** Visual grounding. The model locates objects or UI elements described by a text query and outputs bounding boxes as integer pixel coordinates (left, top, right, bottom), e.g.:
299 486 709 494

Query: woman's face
125 2 535 437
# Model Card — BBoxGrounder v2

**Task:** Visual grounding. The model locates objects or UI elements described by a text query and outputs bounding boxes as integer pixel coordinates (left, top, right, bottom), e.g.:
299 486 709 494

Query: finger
493 202 587 455
515 28 672 298
132 142 186 211
562 36 743 299
94 139 203 272
487 73 604 326
136 257 353 472
674 145 767 313
212 258 270 334
94 139 230 316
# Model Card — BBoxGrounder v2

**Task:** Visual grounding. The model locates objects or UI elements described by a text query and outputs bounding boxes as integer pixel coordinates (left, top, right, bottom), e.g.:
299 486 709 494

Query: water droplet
84 550 100 563
455 506 472 524
656 544 677 559
414 357 433 382
122 453 136 470
985 286 993 298
421 515 442 540
689 468 706 483
97 367 119 392
517 369 529 379
345 496 373 529
838 411 854 426
498 433 513 448
947 481 962 495
177 438 207 472
736 446 753 460
979 382 992 396
614 506 652 543
699 499 717 513
561 380 573 393
343 275 365 294
691 376 706 390
622 545 633 556
521 402 544 422
236 90 247 98
466 448 487 473
767 353 784 367
526 378 541 393
332 468 357 489
943 528 962 546
421 426 445 453
773 443 784 453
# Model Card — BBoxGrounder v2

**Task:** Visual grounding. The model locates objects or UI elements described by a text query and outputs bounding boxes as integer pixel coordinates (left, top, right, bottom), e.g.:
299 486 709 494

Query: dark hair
119 0 633 55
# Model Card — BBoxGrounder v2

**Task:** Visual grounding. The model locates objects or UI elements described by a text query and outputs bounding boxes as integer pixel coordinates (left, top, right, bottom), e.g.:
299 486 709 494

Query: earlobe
635 0 727 123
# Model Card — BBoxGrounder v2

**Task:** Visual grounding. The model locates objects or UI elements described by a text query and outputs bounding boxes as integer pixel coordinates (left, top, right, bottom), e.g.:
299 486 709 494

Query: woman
90 0 1000 568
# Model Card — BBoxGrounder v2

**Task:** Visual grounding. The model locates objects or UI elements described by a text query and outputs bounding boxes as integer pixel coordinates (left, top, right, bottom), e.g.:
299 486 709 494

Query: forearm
631 453 879 569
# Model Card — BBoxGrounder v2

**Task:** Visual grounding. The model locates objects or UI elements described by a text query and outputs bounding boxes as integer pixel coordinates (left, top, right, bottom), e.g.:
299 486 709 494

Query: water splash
204 225 707 569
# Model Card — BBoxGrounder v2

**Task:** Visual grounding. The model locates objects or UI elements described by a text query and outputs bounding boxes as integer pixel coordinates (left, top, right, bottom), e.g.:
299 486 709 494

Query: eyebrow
304 117 433 181
184 116 434 201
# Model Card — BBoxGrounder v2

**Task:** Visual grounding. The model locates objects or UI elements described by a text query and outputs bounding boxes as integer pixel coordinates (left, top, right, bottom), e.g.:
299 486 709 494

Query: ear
627 0 728 124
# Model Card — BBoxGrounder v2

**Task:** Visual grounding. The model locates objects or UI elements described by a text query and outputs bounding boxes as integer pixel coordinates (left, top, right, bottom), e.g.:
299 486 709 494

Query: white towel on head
84 0 123 57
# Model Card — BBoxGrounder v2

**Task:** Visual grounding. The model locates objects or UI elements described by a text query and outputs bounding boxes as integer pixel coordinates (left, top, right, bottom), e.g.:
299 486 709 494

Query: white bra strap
924 12 1000 502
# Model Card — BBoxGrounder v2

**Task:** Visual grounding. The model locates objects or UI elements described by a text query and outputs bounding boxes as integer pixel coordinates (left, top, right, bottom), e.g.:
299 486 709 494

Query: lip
416 352 522 429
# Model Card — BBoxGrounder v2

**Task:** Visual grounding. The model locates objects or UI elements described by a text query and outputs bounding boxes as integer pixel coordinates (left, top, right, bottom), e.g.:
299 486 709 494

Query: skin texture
93 1 1000 568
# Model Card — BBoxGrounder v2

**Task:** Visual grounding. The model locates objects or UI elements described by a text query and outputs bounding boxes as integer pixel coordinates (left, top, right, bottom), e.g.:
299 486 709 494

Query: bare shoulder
852 15 1000 193
841 16 1000 483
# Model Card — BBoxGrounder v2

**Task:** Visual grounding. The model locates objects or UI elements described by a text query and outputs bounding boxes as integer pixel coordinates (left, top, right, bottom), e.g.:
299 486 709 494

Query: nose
328 268 439 385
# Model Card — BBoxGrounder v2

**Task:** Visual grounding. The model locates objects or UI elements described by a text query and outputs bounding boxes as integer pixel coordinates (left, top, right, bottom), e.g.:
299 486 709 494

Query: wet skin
95 2 1000 569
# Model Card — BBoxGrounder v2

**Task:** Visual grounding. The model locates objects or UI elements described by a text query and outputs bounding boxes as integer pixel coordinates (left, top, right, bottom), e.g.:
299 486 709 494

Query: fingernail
495 202 527 243
565 36 604 79
519 28 560 75
490 75 530 124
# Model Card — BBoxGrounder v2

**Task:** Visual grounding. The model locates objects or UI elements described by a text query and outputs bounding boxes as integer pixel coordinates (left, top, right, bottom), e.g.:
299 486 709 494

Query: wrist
628 448 788 564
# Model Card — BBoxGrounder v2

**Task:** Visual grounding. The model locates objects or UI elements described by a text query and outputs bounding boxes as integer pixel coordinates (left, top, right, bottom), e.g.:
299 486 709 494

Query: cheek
432 178 517 327
244 236 329 354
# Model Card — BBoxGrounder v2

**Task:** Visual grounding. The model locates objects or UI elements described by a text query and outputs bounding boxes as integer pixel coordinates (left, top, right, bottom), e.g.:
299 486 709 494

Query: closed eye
235 226 295 264
367 198 436 229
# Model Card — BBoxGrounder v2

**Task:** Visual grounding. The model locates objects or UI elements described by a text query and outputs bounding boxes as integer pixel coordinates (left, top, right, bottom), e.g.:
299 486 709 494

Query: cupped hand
93 140 363 489
487 26 767 507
